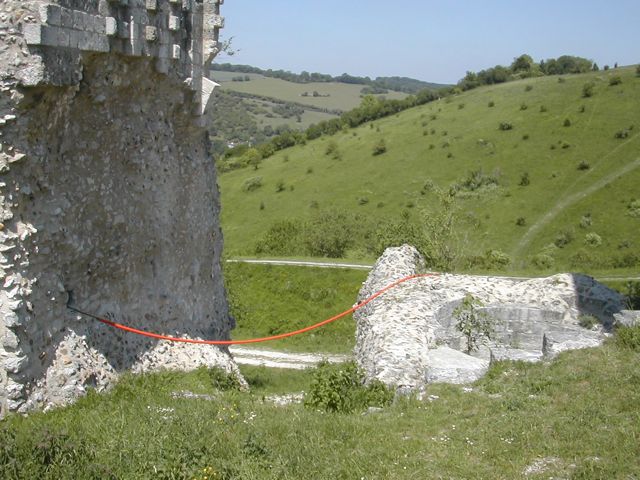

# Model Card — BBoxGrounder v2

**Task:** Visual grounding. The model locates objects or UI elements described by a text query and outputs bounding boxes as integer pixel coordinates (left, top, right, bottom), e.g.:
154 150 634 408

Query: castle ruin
0 0 238 415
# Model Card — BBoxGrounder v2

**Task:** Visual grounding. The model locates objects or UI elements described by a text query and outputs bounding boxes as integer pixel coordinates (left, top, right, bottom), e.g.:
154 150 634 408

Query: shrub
488 100 495 107
304 209 355 257
357 197 369 206
582 82 595 98
522 134 529 140
458 103 465 109
615 326 640 351
520 103 528 111
626 281 640 309
208 367 243 391
577 160 590 170
372 139 387 156
578 105 586 113
532 253 554 269
519 172 530 186
554 229 574 248
578 315 599 329
563 118 572 127
306 166 313 174
483 249 511 269
561 141 571 149
539 105 548 112
304 361 393 413
254 219 304 255
584 232 602 247
558 77 566 83
325 141 340 159
454 294 496 354
525 84 533 91
259 201 265 211
627 199 640 217
275 180 286 192
242 176 263 192
614 129 630 139
579 214 592 228
516 217 526 226
609 75 622 86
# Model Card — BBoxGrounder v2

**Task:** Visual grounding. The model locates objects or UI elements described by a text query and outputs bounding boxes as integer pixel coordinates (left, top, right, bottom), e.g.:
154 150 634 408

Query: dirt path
226 258 373 270
229 346 351 369
514 149 640 257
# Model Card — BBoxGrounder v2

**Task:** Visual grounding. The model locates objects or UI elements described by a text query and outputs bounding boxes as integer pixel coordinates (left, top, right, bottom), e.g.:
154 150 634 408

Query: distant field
211 71 408 111
218 66 640 276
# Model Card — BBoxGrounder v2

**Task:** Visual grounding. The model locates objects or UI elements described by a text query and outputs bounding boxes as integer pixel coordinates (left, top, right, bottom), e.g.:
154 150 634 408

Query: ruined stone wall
0 0 237 415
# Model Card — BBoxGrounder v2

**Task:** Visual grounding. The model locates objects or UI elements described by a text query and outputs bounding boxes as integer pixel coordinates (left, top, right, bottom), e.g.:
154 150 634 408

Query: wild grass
224 262 367 353
2 337 639 479
218 66 640 276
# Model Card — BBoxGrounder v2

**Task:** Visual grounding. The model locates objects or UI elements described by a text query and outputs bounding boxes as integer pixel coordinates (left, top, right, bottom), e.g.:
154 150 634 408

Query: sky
216 0 640 84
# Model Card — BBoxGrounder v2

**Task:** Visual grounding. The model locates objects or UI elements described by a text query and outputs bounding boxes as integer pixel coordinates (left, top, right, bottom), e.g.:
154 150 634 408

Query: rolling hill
218 66 640 275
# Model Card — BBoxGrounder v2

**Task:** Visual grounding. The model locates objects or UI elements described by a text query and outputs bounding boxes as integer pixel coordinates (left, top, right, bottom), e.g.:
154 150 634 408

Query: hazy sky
216 0 639 84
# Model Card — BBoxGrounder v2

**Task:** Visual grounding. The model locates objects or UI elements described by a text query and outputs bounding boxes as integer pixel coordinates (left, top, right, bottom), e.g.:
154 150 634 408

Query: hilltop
218 65 640 276
205 65 448 156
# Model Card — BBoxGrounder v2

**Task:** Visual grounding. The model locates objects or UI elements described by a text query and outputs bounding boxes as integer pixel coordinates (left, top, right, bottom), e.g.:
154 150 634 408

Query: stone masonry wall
0 0 237 415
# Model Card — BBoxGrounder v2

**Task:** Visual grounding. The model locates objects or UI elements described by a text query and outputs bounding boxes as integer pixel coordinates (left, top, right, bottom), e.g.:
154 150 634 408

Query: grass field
218 66 640 276
2 336 639 479
212 72 408 111
224 262 366 353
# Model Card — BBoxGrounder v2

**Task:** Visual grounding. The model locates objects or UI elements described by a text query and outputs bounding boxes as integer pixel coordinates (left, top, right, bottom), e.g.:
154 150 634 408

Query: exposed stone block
105 17 117 36
145 26 158 42
169 16 180 31
146 0 158 11
39 4 62 27
60 7 74 29
172 44 181 59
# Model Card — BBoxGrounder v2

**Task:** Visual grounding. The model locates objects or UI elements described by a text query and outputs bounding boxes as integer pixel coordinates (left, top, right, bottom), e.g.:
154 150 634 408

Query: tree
453 294 496 354
420 188 463 271
510 54 534 73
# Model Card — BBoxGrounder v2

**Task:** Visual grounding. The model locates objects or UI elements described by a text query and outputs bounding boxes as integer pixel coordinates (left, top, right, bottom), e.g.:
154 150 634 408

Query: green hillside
218 66 640 275
211 71 409 111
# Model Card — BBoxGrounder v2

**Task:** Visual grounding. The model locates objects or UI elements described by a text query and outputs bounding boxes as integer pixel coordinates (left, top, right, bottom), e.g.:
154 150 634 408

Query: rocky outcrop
354 245 626 389
1 1 236 416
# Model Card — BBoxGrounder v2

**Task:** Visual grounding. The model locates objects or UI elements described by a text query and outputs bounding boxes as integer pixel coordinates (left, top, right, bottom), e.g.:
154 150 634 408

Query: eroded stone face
354 245 627 389
1 0 235 416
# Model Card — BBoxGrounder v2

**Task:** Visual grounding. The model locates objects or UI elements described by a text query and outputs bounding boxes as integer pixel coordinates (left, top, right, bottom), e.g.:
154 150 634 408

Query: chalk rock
613 310 640 328
425 347 489 384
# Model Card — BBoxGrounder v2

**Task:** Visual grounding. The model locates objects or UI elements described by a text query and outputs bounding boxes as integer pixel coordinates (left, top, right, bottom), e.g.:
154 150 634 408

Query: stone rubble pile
354 245 629 389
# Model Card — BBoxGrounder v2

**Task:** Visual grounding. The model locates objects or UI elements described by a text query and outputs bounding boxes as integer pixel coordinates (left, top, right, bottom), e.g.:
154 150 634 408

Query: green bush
304 361 393 413
627 199 640 218
303 209 355 258
609 75 622 86
579 214 592 228
488 100 495 107
578 315 599 329
454 294 497 354
554 229 574 248
275 180 286 192
532 253 554 269
539 105 548 112
499 122 513 131
563 118 572 127
525 85 533 92
242 176 263 192
372 138 387 156
614 129 630 139
584 232 602 247
519 172 530 186
516 217 526 226
207 367 243 391
582 82 595 98
254 219 304 256
615 325 640 351
520 103 528 111
577 160 590 170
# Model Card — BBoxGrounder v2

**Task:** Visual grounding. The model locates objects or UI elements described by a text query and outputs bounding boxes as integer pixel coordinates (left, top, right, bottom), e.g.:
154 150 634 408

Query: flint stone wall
0 0 237 416
354 245 627 389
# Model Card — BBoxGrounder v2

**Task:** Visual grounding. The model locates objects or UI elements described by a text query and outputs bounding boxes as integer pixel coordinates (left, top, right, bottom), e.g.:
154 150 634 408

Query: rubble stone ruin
0 0 240 416
354 245 634 390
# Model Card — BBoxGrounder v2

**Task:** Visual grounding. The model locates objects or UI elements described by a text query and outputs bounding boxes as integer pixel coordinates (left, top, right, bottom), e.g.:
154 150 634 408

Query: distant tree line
211 63 447 93
458 54 597 91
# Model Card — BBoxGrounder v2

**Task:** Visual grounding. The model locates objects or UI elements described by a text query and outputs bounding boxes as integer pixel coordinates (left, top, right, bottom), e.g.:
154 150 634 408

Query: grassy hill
211 71 409 111
218 66 640 275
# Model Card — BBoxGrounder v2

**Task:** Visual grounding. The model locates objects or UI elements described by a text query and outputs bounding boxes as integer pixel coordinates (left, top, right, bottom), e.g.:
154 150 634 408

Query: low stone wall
354 245 626 389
